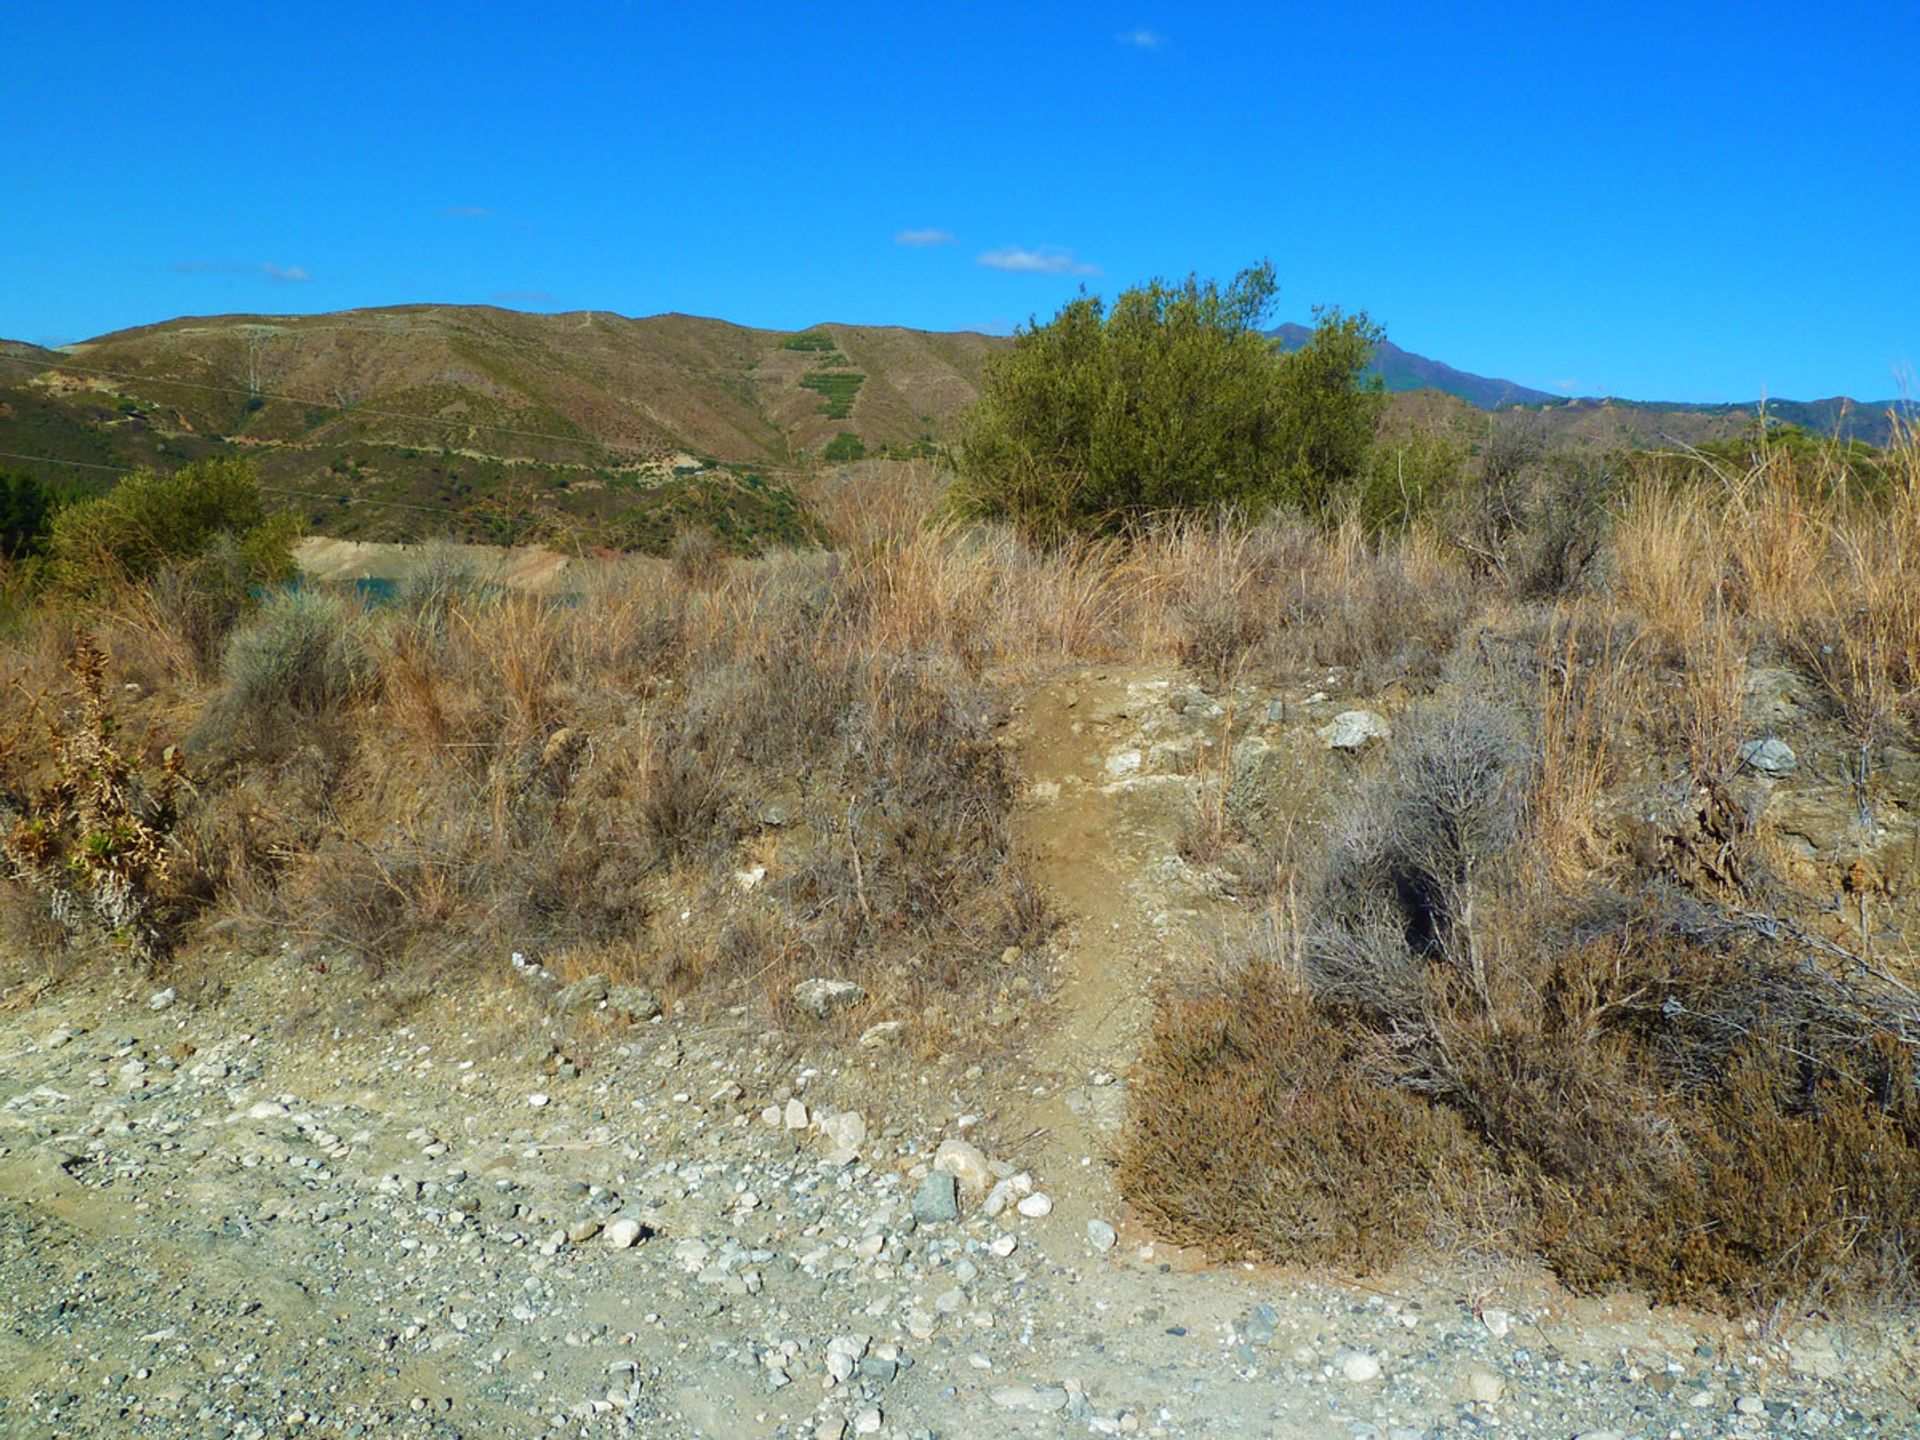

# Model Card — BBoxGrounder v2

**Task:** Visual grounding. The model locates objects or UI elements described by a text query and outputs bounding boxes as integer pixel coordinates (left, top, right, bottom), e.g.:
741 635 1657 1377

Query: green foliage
1357 431 1468 533
952 263 1386 536
800 372 865 419
0 469 58 561
780 331 838 352
822 431 867 463
47 457 300 595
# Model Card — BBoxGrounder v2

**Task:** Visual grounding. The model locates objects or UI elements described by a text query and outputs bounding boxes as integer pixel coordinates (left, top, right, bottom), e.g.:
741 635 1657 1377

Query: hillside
0 307 998 543
0 305 1910 544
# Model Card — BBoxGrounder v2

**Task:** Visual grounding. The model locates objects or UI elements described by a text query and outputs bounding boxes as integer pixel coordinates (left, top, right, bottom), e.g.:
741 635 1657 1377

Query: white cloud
977 246 1100 277
894 228 957 247
1116 28 1163 48
169 259 313 284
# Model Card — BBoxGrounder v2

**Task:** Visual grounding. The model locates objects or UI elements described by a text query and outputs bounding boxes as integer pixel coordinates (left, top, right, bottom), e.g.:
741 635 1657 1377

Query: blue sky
5 2 1915 402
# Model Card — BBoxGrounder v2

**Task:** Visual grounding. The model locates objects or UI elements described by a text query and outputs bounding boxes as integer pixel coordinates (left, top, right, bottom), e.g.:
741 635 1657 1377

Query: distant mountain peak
1267 324 1558 409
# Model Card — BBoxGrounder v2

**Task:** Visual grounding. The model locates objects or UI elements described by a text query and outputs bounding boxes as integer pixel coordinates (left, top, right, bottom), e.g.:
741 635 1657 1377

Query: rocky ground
3 667 1917 1440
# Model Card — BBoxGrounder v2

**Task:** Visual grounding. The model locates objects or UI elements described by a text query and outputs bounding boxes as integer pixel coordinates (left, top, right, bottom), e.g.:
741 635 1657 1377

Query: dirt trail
1002 665 1230 1236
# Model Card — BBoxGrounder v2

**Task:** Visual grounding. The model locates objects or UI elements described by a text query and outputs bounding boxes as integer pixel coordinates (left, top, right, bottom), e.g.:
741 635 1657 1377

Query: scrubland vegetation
3 269 1919 1317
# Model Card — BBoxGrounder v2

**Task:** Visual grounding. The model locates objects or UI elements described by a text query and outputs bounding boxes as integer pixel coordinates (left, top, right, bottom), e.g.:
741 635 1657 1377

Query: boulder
792 978 868 1020
1319 710 1390 750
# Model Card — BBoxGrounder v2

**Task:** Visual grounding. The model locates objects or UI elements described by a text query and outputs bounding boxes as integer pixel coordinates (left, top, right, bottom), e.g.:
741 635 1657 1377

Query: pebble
1086 1218 1117 1250
1466 1367 1506 1404
1341 1351 1383 1383
1479 1307 1511 1338
1736 1395 1766 1416
1016 1191 1053 1218
604 1217 645 1249
990 1383 1070 1413
933 1138 993 1193
852 1407 882 1435
911 1171 959 1224
527 1092 549 1108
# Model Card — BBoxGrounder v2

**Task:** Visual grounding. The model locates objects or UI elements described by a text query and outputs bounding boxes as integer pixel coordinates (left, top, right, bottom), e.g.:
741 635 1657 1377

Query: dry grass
7 431 1920 1311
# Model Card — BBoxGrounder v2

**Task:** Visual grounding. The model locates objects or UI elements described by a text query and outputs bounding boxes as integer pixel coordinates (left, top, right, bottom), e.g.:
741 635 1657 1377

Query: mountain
0 305 1909 545
0 306 999 544
1269 323 1561 409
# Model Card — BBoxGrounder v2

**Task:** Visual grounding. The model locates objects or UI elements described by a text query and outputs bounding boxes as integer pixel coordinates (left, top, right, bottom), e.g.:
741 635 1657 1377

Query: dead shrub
669 526 729 590
1120 945 1500 1271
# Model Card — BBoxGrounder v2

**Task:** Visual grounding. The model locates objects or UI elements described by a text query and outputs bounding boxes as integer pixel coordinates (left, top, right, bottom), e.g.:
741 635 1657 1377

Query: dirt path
1002 666 1232 1238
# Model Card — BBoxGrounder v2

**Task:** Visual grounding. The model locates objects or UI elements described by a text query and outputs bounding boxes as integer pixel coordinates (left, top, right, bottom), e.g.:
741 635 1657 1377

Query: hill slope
0 305 1910 543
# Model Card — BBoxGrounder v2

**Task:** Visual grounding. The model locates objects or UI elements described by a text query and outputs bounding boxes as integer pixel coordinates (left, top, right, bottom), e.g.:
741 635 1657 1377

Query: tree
46 457 300 594
0 469 57 561
952 263 1385 536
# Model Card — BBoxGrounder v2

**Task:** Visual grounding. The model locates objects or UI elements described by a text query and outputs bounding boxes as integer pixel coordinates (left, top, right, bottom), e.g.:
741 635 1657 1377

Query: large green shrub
47 457 299 594
952 263 1385 536
0 470 58 562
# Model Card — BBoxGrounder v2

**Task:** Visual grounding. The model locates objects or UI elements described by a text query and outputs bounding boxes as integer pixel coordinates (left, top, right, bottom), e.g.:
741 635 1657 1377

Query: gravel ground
5 667 1916 1439
2 969 1915 1440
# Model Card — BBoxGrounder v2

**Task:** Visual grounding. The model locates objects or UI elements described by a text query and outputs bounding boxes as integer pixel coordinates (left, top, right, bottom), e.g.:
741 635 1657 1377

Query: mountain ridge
0 305 1910 545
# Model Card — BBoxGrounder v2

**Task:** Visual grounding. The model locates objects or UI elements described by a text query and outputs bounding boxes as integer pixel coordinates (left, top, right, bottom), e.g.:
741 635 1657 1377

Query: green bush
47 457 299 594
823 431 867 463
0 469 58 562
952 263 1385 536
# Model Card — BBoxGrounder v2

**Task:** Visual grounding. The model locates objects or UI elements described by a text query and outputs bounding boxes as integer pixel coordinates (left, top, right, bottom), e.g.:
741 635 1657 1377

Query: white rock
527 1092 549 1108
1466 1368 1505 1404
934 1138 994 1194
990 1384 1069 1412
604 1217 645 1249
1340 1351 1382 1383
1016 1192 1053 1218
1104 749 1143 778
784 1097 810 1130
1735 1395 1766 1417
820 1110 866 1153
1086 1218 1118 1251
1319 709 1391 750
792 978 868 1020
147 987 176 1011
858 1021 905 1049
852 1408 882 1436
1479 1307 1511 1338
989 1234 1018 1257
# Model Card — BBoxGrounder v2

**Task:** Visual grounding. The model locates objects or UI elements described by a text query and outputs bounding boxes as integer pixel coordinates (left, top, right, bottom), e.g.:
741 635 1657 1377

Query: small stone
554 974 609 1013
858 1021 905 1049
1242 1304 1279 1345
852 1407 882 1436
147 987 176 1011
911 1171 959 1225
1340 1351 1382 1383
1737 737 1797 777
1016 1192 1053 1218
604 1217 646 1249
820 1110 866 1153
1466 1368 1505 1404
527 1092 549 1108
1735 1395 1766 1417
784 1098 810 1130
933 1138 993 1194
568 1218 603 1244
792 977 868 1020
1086 1219 1117 1251
989 1234 1017 1257
44 1027 73 1050
990 1383 1070 1413
607 986 662 1022
814 1419 846 1440
1319 710 1390 750
1479 1307 1511 1338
